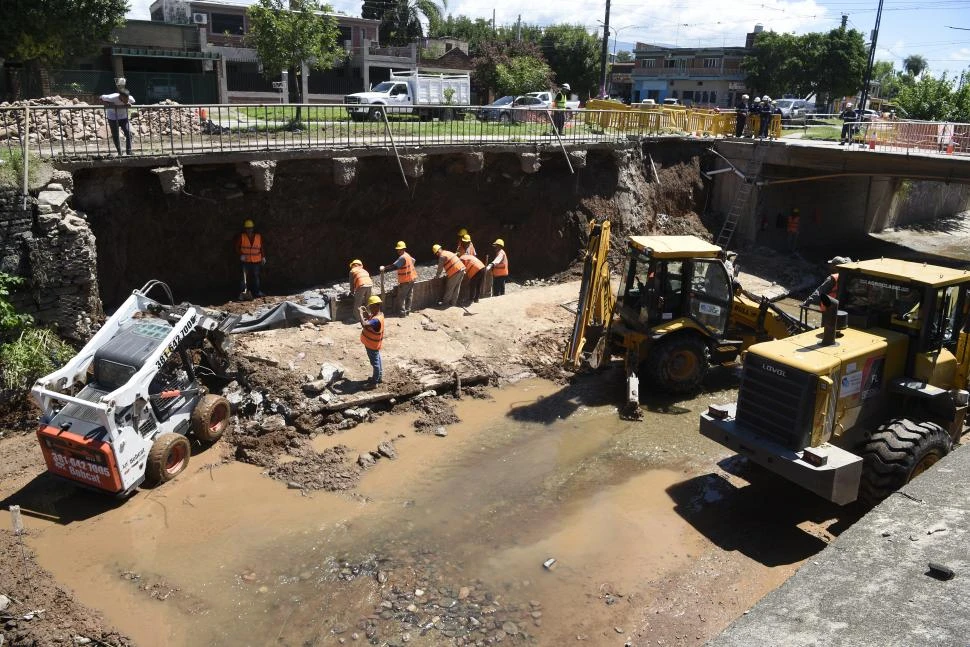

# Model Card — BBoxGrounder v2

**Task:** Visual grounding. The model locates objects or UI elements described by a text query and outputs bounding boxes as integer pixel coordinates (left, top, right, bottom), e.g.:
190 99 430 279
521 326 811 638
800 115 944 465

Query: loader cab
617 235 732 336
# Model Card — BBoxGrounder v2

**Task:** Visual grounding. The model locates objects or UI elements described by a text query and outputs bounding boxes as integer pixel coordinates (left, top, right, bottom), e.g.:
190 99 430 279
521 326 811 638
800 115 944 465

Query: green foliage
614 50 633 63
0 328 74 391
0 273 32 338
0 0 127 65
895 71 970 121
377 0 447 46
429 15 543 50
743 28 867 105
903 55 928 78
442 87 455 104
539 24 601 98
495 56 553 96
473 39 548 98
246 0 346 82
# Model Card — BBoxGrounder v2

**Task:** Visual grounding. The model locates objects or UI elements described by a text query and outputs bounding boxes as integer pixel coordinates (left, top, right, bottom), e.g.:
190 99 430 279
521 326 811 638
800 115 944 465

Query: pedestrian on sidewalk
460 252 485 304
485 239 509 296
379 241 417 317
433 244 466 307
100 79 136 156
349 259 373 321
359 295 385 389
236 219 266 299
456 228 477 256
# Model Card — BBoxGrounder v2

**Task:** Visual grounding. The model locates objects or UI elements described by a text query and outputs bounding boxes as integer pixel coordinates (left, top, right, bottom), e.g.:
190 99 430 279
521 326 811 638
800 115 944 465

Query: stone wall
0 174 102 341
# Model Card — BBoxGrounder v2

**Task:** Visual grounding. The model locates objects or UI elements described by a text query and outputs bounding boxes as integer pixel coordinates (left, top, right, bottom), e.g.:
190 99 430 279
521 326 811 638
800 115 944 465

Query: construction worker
839 102 860 145
758 95 772 139
786 208 801 251
379 241 417 317
236 219 265 299
349 259 373 321
456 228 477 256
485 239 509 296
734 94 749 137
460 252 486 304
359 295 384 389
552 83 569 135
804 256 851 311
433 244 466 307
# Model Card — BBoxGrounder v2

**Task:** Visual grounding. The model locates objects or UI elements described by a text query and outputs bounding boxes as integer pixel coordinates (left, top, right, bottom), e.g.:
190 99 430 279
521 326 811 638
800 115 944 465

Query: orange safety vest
397 252 417 284
492 249 508 277
458 241 477 257
820 273 839 312
787 215 800 233
238 232 263 263
360 311 385 350
351 266 373 291
438 250 464 277
461 253 485 279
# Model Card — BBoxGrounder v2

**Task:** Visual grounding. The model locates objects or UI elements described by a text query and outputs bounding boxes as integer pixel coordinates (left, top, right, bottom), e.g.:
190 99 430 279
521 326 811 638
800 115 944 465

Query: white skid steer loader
31 280 240 496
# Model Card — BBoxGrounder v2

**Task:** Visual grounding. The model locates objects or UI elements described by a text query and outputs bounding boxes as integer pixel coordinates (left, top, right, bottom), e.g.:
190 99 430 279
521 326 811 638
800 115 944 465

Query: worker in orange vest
460 252 486 305
379 241 418 317
457 229 477 256
485 239 509 296
348 259 373 322
359 295 385 389
433 244 466 307
804 256 851 311
786 208 801 252
236 219 266 300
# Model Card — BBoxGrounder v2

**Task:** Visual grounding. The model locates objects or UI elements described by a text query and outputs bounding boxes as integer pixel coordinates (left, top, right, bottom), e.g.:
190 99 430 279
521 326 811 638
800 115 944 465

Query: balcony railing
634 67 744 79
367 44 414 59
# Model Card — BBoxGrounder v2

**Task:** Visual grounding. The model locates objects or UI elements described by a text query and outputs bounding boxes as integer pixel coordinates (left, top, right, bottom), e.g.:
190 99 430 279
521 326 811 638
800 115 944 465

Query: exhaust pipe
818 293 847 346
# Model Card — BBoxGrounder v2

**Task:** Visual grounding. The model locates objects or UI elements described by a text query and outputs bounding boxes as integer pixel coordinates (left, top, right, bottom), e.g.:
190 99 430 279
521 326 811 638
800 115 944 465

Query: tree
472 39 547 99
539 24 601 98
809 27 867 107
0 0 127 65
615 50 633 63
741 31 805 98
495 56 553 96
247 0 346 121
895 71 970 121
903 54 928 78
872 60 903 100
377 0 447 46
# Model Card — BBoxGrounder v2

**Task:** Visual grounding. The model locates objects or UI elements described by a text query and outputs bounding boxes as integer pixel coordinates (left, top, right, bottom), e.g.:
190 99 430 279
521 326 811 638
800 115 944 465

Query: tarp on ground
232 290 332 333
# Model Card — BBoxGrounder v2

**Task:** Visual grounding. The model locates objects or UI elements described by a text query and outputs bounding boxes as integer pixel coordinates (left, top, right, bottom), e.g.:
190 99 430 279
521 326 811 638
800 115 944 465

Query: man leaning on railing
100 77 137 156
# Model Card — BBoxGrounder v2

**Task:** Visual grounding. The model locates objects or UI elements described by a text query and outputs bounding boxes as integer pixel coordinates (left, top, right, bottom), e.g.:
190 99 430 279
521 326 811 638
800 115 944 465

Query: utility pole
840 14 848 30
517 15 521 41
492 9 496 35
599 0 611 98
858 0 884 113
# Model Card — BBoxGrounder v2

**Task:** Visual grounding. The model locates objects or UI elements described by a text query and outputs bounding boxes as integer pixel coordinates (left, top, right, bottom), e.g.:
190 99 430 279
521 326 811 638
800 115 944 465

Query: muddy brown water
22 374 847 646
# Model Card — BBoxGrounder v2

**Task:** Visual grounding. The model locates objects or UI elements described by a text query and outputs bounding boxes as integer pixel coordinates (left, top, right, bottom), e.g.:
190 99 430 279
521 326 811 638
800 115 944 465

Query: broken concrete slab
333 158 357 186
568 150 588 169
151 165 185 194
36 189 70 209
463 152 484 173
400 155 426 179
247 160 277 192
519 153 541 174
320 362 345 384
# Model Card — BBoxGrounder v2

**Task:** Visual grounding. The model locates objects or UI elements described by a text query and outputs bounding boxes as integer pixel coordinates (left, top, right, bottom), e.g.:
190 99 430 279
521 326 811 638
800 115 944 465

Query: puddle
24 377 796 646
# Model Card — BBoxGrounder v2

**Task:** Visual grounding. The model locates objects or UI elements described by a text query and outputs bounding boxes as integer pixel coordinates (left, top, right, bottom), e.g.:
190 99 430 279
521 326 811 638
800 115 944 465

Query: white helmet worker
561 83 571 91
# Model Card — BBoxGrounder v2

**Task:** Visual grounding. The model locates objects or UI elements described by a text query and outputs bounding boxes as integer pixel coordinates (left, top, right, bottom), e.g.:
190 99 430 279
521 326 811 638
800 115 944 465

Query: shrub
0 328 75 391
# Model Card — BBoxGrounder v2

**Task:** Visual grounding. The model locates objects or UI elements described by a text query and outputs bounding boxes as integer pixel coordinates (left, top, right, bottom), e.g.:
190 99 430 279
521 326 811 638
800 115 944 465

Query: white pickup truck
525 91 581 110
344 70 471 121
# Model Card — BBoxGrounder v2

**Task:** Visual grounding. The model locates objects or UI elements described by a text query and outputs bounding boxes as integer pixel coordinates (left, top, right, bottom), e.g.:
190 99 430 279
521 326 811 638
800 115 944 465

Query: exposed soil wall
71 141 711 309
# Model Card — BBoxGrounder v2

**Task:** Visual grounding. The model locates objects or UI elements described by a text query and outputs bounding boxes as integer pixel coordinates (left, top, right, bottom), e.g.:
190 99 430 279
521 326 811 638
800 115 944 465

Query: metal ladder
715 143 769 249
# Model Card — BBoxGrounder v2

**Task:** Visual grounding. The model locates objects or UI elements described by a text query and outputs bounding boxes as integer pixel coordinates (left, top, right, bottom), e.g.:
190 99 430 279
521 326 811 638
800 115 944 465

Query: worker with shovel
379 241 417 317
485 239 509 296
359 295 385 389
236 219 265 300
460 252 485 305
433 244 466 307
349 259 373 322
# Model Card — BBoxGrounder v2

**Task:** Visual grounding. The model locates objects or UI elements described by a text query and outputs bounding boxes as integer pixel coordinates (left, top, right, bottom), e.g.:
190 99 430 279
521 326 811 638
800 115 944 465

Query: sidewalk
707 443 970 646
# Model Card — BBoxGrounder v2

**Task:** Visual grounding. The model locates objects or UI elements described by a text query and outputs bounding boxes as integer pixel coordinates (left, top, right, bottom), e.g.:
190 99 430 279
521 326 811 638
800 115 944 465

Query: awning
206 45 260 63
111 46 220 60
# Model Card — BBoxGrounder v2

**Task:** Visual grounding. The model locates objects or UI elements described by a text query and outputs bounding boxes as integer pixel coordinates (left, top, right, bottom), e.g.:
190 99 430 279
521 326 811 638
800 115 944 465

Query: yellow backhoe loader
701 258 970 505
563 220 811 418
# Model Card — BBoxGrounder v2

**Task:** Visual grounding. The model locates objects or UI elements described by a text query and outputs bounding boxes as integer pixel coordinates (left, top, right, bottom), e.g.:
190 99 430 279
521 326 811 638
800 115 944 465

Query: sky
127 0 970 78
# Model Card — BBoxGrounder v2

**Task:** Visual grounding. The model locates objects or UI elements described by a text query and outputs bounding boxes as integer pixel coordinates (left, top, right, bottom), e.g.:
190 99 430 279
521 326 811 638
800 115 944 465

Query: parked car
477 95 516 122
775 99 808 121
662 97 679 106
524 91 581 110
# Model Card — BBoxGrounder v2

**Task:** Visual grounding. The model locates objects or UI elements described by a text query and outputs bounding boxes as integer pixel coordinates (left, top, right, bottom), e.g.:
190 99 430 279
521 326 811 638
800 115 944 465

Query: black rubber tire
191 393 230 443
368 106 385 122
349 112 365 123
499 112 510 124
643 335 708 394
859 418 951 506
145 433 191 485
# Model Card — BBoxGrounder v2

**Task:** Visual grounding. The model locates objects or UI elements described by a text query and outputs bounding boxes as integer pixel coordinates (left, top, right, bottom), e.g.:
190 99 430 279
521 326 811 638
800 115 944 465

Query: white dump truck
344 70 471 122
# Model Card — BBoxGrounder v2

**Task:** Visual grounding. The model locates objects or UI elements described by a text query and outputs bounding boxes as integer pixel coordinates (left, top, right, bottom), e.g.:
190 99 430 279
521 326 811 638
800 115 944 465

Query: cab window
842 275 922 333
391 84 408 96
929 286 960 347
689 259 731 334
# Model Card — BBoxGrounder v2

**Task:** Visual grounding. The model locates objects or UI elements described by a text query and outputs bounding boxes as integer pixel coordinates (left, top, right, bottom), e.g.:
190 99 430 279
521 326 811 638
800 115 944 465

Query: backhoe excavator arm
729 287 810 343
564 220 615 370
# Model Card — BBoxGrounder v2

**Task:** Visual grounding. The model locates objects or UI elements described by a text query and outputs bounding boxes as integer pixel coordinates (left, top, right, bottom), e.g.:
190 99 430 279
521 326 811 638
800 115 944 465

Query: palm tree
903 54 928 77
380 0 446 46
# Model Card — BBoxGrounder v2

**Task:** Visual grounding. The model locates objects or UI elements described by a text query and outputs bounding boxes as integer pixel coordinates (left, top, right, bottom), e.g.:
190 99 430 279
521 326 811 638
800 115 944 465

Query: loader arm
564 220 615 370
729 287 811 344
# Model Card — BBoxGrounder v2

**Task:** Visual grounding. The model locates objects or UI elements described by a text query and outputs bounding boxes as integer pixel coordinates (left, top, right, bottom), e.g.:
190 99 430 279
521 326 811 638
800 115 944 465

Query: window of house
671 90 678 98
338 26 352 45
664 59 677 68
696 81 703 86
682 91 693 101
703 58 719 68
211 13 245 36
642 58 656 68
710 91 717 104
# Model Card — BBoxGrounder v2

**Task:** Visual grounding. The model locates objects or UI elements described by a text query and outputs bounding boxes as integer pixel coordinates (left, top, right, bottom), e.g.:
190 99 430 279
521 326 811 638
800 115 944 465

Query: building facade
630 26 760 107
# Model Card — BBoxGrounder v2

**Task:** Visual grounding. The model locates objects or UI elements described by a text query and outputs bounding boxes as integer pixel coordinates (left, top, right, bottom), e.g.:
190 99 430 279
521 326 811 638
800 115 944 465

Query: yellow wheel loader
564 220 810 418
701 258 970 505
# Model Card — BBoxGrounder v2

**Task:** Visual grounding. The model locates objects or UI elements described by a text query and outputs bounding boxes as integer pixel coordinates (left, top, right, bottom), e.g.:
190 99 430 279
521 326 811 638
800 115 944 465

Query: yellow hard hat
367 295 382 306
243 219 255 228
395 240 407 250
461 234 471 243
493 238 504 247
432 244 442 254
458 228 468 237
349 259 362 267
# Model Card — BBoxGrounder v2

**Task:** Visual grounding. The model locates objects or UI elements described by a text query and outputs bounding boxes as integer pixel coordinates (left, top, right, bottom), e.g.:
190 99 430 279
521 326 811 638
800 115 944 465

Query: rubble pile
0 96 207 142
